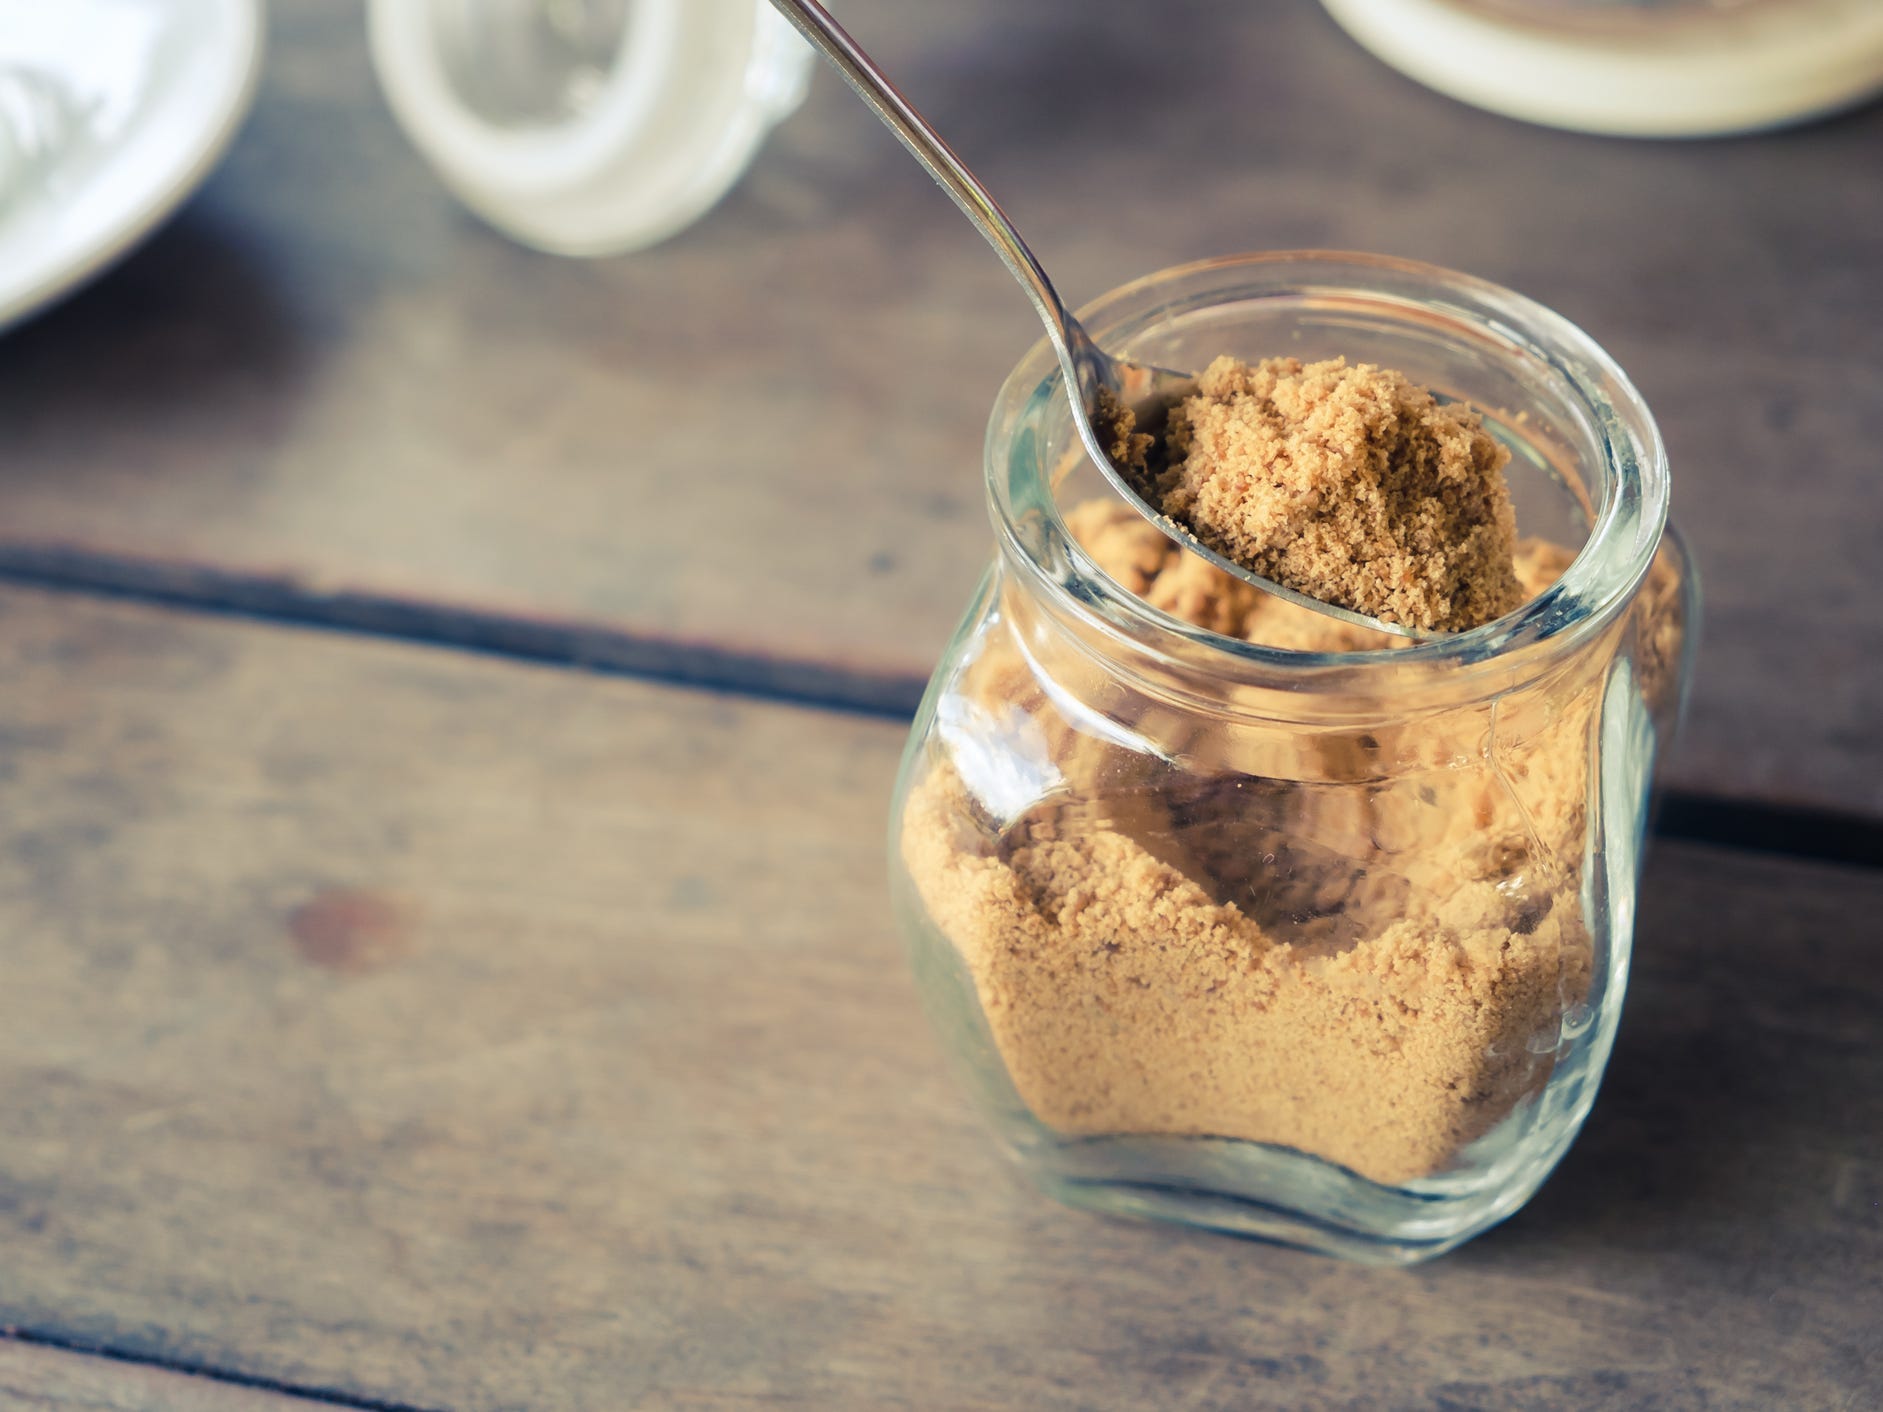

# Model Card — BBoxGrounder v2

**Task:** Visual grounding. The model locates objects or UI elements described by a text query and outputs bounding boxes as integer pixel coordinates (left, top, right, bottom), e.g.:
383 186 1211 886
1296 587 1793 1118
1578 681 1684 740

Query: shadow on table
1473 843 1883 1264
0 201 310 467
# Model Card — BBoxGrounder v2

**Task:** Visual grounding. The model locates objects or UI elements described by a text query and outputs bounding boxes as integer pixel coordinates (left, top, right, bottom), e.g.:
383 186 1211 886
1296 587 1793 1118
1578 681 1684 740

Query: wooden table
1 3 1877 1408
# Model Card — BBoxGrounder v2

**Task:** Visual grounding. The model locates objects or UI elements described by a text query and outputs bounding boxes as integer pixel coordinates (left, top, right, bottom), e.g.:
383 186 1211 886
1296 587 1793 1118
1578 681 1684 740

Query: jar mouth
985 250 1670 689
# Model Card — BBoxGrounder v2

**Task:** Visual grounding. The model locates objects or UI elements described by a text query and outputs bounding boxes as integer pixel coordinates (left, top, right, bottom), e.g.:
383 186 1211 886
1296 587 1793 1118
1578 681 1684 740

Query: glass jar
888 252 1698 1265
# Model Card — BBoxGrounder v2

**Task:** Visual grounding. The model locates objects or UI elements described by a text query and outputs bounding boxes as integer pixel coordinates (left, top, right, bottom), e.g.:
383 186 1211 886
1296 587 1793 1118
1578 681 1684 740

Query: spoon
767 0 1416 639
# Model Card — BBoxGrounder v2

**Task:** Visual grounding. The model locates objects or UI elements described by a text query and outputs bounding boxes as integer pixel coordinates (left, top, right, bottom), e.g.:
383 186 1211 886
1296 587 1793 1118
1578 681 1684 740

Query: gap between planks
0 545 1877 872
0 1331 442 1412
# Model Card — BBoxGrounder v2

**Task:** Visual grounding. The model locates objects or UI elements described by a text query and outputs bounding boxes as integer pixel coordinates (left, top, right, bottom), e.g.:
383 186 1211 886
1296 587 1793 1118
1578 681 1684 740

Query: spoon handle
765 0 1090 371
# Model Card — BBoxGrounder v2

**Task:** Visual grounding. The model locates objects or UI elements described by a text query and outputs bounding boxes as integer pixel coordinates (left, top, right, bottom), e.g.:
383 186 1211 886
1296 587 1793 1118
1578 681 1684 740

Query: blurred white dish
0 0 262 331
1322 0 1883 137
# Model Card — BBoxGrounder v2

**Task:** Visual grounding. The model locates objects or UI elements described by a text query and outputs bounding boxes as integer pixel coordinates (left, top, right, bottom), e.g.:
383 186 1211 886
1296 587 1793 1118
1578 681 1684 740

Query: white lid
1320 0 1883 137
367 0 813 255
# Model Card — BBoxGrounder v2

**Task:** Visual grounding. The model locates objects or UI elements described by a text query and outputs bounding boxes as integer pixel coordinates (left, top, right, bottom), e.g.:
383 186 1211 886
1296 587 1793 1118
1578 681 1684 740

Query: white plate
1321 0 1883 137
0 0 263 332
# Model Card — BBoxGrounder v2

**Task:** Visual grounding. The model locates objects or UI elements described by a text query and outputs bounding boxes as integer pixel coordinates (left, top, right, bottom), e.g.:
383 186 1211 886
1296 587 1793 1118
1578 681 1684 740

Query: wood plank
0 1339 355 1411
0 1 1875 816
0 586 1876 1411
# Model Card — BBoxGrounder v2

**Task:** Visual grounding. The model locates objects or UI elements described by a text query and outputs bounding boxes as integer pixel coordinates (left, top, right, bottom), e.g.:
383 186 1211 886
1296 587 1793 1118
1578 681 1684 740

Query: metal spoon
767 0 1416 639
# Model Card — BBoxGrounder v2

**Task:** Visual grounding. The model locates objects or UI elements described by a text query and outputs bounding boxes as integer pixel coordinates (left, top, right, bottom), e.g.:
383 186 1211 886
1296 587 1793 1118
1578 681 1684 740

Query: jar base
1037 1175 1468 1267
1012 1126 1576 1266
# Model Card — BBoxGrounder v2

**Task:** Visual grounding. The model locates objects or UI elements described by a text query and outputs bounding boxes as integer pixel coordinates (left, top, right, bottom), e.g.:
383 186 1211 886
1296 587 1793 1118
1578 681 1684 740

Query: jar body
888 254 1697 1264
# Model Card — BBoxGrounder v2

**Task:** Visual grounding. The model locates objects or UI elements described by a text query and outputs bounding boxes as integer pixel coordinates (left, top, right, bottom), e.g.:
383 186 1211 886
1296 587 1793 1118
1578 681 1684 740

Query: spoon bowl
767 0 1423 640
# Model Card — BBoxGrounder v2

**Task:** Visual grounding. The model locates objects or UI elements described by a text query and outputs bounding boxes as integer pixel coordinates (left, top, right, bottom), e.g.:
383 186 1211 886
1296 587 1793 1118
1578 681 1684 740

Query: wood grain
0 1 1875 815
0 1339 352 1411
0 586 1876 1411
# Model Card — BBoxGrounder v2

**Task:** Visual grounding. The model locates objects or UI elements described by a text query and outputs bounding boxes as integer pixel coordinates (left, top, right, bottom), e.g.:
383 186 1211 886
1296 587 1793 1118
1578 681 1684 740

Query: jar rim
984 250 1670 689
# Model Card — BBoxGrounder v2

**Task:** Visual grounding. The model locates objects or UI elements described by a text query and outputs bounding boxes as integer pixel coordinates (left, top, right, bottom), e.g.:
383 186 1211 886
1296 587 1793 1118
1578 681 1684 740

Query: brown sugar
1151 356 1525 632
1064 498 1565 654
901 495 1609 1186
903 762 1589 1184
